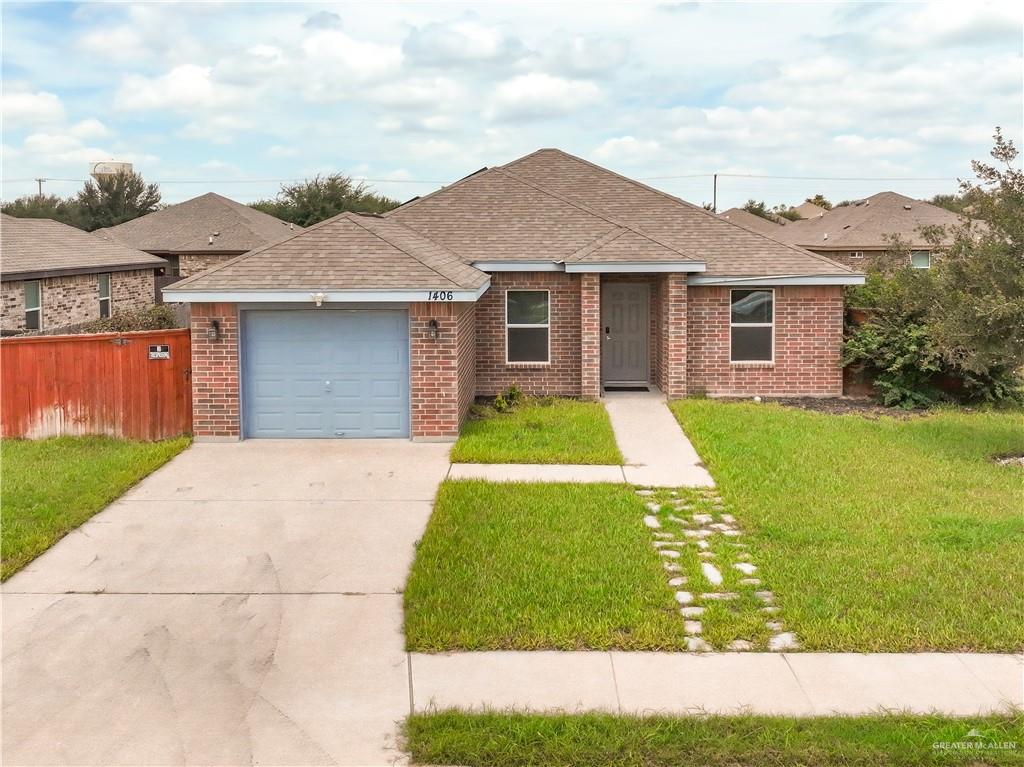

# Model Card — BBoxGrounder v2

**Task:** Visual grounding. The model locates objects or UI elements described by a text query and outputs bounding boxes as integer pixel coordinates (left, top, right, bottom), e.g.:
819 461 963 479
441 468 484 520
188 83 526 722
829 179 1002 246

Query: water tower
89 161 133 180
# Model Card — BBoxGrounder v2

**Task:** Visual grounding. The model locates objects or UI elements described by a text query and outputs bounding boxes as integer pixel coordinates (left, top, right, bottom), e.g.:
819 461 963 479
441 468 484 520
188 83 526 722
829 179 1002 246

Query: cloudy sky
2 1 1022 210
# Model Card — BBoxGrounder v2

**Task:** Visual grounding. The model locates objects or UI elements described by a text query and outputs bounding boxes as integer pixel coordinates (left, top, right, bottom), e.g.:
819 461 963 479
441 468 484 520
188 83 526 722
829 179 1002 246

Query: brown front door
601 283 649 386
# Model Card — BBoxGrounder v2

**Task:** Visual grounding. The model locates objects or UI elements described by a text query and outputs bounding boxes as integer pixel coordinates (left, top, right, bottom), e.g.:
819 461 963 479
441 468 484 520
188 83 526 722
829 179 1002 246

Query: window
98 273 111 318
24 281 42 330
849 251 865 259
911 250 931 269
730 289 773 363
506 289 549 363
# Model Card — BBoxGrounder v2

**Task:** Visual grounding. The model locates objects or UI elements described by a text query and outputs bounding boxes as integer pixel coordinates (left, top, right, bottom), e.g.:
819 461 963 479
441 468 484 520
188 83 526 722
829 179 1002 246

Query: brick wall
1 270 155 334
475 272 582 397
410 301 475 439
687 285 844 396
178 253 237 278
189 302 240 438
655 273 688 398
580 274 601 399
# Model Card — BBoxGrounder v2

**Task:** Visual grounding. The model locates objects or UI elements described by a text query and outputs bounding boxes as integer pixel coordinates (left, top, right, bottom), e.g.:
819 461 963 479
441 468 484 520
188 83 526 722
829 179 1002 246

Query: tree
250 173 400 227
773 204 802 222
805 194 833 210
1 193 84 228
75 170 161 231
741 199 773 220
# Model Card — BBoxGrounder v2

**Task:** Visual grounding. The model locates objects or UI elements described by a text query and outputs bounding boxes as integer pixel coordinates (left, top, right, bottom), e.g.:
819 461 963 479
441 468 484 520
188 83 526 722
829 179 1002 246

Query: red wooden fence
1 329 192 440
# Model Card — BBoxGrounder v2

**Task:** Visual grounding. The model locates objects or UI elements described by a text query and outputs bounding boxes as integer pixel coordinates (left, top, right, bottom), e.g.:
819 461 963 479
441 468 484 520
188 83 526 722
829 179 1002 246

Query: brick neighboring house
97 192 301 280
1 214 167 335
165 149 863 441
775 191 967 269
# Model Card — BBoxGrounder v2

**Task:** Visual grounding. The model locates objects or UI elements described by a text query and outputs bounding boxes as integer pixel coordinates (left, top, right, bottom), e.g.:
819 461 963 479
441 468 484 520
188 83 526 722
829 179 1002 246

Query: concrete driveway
2 439 451 766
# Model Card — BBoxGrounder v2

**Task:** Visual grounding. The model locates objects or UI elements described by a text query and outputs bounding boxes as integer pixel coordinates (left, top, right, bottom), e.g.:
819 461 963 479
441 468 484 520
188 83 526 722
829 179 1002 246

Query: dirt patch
994 454 1024 467
719 396 924 419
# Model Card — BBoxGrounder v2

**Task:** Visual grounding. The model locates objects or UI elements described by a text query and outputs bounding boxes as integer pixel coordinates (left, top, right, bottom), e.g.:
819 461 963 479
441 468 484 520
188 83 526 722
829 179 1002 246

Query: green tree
250 173 400 227
773 204 802 222
1 194 85 228
75 170 161 231
805 194 833 210
741 199 773 220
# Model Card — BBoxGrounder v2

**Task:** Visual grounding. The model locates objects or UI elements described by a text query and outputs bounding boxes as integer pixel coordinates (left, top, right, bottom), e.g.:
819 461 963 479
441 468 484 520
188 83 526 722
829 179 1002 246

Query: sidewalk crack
780 653 817 714
608 653 623 714
407 652 415 716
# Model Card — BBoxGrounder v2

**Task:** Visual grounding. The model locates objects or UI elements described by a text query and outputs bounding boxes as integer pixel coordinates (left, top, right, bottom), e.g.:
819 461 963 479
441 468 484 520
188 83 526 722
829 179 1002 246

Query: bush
75 305 183 334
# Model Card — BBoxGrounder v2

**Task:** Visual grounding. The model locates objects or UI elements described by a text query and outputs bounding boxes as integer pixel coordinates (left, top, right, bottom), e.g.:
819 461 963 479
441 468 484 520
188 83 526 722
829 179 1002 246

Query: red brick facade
655 273 688 398
686 285 844 396
409 301 476 439
580 274 601 399
189 302 241 438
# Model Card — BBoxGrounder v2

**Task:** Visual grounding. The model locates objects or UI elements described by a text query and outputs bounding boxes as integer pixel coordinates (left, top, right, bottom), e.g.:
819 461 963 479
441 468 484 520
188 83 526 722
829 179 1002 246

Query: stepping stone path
635 485 800 654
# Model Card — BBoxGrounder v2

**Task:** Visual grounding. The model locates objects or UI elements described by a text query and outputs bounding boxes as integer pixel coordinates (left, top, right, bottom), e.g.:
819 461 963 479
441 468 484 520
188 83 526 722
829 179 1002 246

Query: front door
601 283 650 386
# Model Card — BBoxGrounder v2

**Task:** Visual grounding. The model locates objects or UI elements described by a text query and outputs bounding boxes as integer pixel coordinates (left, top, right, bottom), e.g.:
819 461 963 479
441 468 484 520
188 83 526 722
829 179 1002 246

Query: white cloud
368 77 462 110
832 135 919 156
541 36 629 78
267 145 298 158
179 115 253 144
403 19 524 67
115 65 240 111
300 30 402 100
78 25 149 62
592 136 662 164
488 73 603 121
69 118 111 140
2 89 65 128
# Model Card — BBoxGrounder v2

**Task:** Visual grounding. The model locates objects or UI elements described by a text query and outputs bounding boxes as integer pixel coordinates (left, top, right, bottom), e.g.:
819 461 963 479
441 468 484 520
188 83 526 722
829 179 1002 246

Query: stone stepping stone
663 563 682 573
722 530 742 537
768 632 800 651
668 576 688 586
761 606 780 614
652 541 683 548
696 540 710 550
660 549 681 559
733 562 757 575
755 591 774 603
653 532 674 539
727 639 753 651
683 529 712 539
739 578 762 586
709 523 735 532
766 620 784 631
692 513 713 524
666 515 688 525
679 606 705 617
646 502 661 513
674 591 693 605
684 620 702 635
701 563 723 585
698 551 716 559
644 515 662 529
701 592 739 600
736 552 753 561
721 514 736 524
636 489 655 496
686 637 713 652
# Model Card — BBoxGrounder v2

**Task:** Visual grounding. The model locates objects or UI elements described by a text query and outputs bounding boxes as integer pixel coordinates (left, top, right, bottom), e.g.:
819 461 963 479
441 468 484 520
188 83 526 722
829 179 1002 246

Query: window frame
729 287 775 365
98 273 112 318
24 280 42 331
910 250 931 269
505 288 551 365
849 250 865 259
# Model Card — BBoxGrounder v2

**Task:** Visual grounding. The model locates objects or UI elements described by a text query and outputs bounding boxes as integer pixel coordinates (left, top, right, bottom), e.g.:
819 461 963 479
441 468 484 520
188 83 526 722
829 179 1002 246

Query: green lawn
404 481 684 651
406 711 1024 766
450 397 623 464
670 401 1024 652
1 435 191 580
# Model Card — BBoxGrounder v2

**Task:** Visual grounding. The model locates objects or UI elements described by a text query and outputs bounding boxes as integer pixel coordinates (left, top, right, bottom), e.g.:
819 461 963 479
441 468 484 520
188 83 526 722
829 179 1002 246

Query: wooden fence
1 329 192 440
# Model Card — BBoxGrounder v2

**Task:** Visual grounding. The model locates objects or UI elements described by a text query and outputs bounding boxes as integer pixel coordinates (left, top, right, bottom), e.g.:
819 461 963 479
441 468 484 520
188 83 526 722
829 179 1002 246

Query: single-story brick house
1 214 167 335
164 149 864 441
97 192 301 279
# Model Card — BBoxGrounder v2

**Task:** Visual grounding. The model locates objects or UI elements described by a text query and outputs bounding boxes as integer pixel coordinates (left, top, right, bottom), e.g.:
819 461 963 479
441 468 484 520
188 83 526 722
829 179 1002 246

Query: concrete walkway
410 650 1023 717
449 388 715 487
2 440 452 767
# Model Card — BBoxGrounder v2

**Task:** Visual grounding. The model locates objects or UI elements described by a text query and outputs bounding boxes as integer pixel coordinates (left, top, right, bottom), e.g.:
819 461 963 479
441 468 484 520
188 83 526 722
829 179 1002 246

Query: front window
911 250 931 269
506 289 550 363
849 251 864 259
24 280 42 330
730 289 773 362
98 273 111 318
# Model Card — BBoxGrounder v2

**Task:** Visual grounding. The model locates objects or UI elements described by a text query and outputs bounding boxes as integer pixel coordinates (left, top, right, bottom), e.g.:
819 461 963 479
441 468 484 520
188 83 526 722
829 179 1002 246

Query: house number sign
427 291 454 301
148 344 171 360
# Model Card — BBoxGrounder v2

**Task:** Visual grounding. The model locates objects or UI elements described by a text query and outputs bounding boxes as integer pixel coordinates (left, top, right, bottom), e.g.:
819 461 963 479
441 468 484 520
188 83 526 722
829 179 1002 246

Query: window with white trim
730 289 773 362
506 289 550 363
911 250 931 269
849 251 864 259
98 273 111 318
24 280 42 330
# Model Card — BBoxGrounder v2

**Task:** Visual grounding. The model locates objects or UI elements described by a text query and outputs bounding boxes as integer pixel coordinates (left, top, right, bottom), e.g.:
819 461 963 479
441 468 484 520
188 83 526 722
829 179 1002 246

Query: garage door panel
243 310 410 438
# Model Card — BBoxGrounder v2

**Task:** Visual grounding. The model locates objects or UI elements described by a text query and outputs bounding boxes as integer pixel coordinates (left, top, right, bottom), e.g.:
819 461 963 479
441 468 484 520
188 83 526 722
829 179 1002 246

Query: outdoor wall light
207 319 221 342
428 319 440 340
311 292 326 307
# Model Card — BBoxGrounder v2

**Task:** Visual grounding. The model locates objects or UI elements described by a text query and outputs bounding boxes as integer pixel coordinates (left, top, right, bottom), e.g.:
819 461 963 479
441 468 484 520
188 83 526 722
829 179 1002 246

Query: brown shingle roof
164 212 488 292
496 149 855 276
1 214 166 280
793 201 828 220
96 192 301 253
718 208 788 235
776 192 965 249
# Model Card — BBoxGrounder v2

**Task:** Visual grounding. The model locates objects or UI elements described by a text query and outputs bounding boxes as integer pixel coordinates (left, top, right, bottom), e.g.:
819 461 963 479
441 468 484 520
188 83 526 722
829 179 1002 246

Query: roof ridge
565 227 629 262
493 166 703 263
527 149 856 274
384 165 491 218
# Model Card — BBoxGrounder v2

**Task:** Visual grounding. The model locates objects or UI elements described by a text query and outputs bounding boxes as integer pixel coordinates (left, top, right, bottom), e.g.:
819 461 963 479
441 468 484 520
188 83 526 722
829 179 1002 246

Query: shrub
75 304 183 334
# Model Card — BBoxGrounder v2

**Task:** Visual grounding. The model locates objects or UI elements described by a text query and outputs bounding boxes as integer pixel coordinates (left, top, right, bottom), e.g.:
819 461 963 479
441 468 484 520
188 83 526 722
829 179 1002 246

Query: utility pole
35 178 45 198
712 173 718 213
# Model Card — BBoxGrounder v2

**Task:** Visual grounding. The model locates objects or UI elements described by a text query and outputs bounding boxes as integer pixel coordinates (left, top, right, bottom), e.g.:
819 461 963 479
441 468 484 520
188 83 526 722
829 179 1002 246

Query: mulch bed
718 396 922 419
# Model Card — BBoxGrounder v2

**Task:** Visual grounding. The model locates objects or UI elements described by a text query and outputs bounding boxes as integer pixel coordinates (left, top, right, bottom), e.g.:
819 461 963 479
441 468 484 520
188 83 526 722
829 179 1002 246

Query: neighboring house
776 191 966 269
97 192 301 279
718 207 787 235
165 149 863 441
793 201 828 220
1 214 167 335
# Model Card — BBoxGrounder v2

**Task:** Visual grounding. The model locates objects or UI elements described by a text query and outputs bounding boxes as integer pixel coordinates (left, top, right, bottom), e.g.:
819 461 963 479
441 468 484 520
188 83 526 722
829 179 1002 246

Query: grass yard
1 435 190 580
671 401 1024 652
404 481 685 651
450 397 623 465
405 711 1024 767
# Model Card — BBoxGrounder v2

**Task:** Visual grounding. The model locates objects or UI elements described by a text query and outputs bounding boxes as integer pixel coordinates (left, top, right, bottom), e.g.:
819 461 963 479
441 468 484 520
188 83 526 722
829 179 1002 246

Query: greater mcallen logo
933 727 1018 752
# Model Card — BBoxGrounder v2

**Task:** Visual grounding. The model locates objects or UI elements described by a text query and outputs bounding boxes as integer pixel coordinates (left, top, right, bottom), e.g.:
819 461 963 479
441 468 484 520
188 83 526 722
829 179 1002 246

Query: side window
911 250 931 269
98 273 111 318
24 280 42 330
730 289 773 362
506 289 550 363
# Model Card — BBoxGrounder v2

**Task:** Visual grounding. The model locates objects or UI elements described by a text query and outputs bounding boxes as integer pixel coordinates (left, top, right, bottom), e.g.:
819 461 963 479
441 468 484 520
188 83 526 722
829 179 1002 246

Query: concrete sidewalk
410 651 1023 717
449 388 715 487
